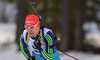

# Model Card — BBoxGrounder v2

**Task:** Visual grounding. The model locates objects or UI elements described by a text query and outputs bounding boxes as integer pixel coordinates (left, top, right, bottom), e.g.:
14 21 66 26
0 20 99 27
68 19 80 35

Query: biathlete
20 15 61 60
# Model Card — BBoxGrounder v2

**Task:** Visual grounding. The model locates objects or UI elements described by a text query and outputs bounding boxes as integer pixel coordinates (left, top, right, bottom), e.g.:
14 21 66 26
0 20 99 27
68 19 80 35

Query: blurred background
0 0 100 60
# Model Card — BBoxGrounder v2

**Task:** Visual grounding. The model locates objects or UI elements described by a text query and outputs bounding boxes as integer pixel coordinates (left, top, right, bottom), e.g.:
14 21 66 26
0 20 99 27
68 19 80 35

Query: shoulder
23 30 27 35
22 30 28 39
21 30 28 43
44 30 54 45
43 28 53 35
20 34 24 39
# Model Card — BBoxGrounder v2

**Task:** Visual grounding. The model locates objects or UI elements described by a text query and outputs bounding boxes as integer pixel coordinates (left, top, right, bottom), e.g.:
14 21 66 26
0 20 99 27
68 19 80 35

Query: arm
20 34 31 59
39 31 54 60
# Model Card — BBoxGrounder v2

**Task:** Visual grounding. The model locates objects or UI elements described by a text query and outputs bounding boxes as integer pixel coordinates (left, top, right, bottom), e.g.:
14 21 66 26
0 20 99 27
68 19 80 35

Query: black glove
33 37 41 50
28 56 36 60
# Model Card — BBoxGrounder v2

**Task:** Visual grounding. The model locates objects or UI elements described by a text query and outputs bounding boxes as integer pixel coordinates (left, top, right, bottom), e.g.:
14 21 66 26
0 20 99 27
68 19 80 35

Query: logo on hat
27 23 30 25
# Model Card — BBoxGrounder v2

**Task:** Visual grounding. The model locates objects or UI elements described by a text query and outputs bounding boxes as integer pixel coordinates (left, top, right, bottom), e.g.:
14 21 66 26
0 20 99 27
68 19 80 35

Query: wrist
39 48 43 52
38 47 42 50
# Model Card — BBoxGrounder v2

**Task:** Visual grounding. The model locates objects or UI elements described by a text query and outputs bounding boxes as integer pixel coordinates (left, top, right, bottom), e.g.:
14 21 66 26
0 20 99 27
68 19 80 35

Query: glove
33 39 41 50
27 56 36 60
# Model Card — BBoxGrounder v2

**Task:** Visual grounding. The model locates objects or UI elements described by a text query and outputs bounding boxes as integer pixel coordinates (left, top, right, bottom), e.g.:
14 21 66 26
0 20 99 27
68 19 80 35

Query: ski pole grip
29 2 37 7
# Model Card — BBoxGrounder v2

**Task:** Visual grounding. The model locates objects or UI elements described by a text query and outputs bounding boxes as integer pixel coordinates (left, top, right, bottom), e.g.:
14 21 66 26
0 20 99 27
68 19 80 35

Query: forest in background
0 0 100 53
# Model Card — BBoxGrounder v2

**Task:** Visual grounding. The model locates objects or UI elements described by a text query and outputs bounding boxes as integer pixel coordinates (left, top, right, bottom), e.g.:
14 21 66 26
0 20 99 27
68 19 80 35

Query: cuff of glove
38 47 42 50
39 48 43 52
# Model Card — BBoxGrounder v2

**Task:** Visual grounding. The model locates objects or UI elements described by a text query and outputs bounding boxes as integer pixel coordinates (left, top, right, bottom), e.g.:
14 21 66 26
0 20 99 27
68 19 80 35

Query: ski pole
55 50 79 60
29 2 45 28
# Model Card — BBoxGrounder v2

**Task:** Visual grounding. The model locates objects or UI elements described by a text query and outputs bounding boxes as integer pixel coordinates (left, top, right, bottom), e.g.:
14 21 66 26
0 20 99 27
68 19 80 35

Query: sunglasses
25 22 39 30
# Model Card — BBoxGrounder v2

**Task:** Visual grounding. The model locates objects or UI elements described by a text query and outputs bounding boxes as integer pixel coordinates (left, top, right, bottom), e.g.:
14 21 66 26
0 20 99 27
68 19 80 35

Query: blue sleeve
20 34 30 59
39 31 54 60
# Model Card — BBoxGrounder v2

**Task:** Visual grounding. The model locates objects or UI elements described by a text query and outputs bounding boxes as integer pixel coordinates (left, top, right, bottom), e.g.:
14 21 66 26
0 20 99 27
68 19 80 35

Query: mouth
29 33 33 35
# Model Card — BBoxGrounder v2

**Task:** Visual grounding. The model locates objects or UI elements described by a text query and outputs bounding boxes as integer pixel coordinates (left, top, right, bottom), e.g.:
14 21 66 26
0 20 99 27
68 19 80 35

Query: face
26 26 40 37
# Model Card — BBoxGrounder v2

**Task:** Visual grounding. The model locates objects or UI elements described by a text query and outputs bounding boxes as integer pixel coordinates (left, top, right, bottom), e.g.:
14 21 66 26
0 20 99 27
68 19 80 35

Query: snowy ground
0 22 100 60
1 43 100 60
0 43 25 60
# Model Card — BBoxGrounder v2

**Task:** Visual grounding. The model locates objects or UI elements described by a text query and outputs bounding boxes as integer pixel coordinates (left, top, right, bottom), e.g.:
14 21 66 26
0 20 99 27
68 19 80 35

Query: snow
83 22 100 47
0 22 16 45
1 43 100 60
0 43 25 60
0 22 100 60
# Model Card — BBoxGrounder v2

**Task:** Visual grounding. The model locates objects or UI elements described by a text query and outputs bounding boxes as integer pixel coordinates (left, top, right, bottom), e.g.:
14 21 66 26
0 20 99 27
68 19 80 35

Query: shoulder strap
40 29 46 45
25 29 46 45
26 33 30 45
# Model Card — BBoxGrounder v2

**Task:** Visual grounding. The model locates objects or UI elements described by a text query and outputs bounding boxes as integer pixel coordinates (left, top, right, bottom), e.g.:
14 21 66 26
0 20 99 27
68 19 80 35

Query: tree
15 0 27 51
1 2 7 22
74 0 85 50
59 0 70 52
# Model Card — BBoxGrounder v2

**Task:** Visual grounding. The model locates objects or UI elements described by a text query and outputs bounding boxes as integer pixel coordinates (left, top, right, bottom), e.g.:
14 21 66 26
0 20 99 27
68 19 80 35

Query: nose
30 29 33 31
28 29 33 32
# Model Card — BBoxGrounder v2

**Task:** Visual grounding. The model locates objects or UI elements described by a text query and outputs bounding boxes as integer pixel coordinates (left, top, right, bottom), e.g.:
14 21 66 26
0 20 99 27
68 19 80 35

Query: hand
27 56 36 60
33 39 41 50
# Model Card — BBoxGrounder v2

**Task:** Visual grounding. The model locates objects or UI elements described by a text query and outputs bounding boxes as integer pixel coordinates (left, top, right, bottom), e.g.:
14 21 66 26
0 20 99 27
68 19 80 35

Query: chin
29 34 33 36
31 34 36 37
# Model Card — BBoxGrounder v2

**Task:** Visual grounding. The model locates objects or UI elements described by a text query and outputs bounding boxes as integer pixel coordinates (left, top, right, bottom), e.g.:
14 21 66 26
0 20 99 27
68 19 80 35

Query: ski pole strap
40 29 46 45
